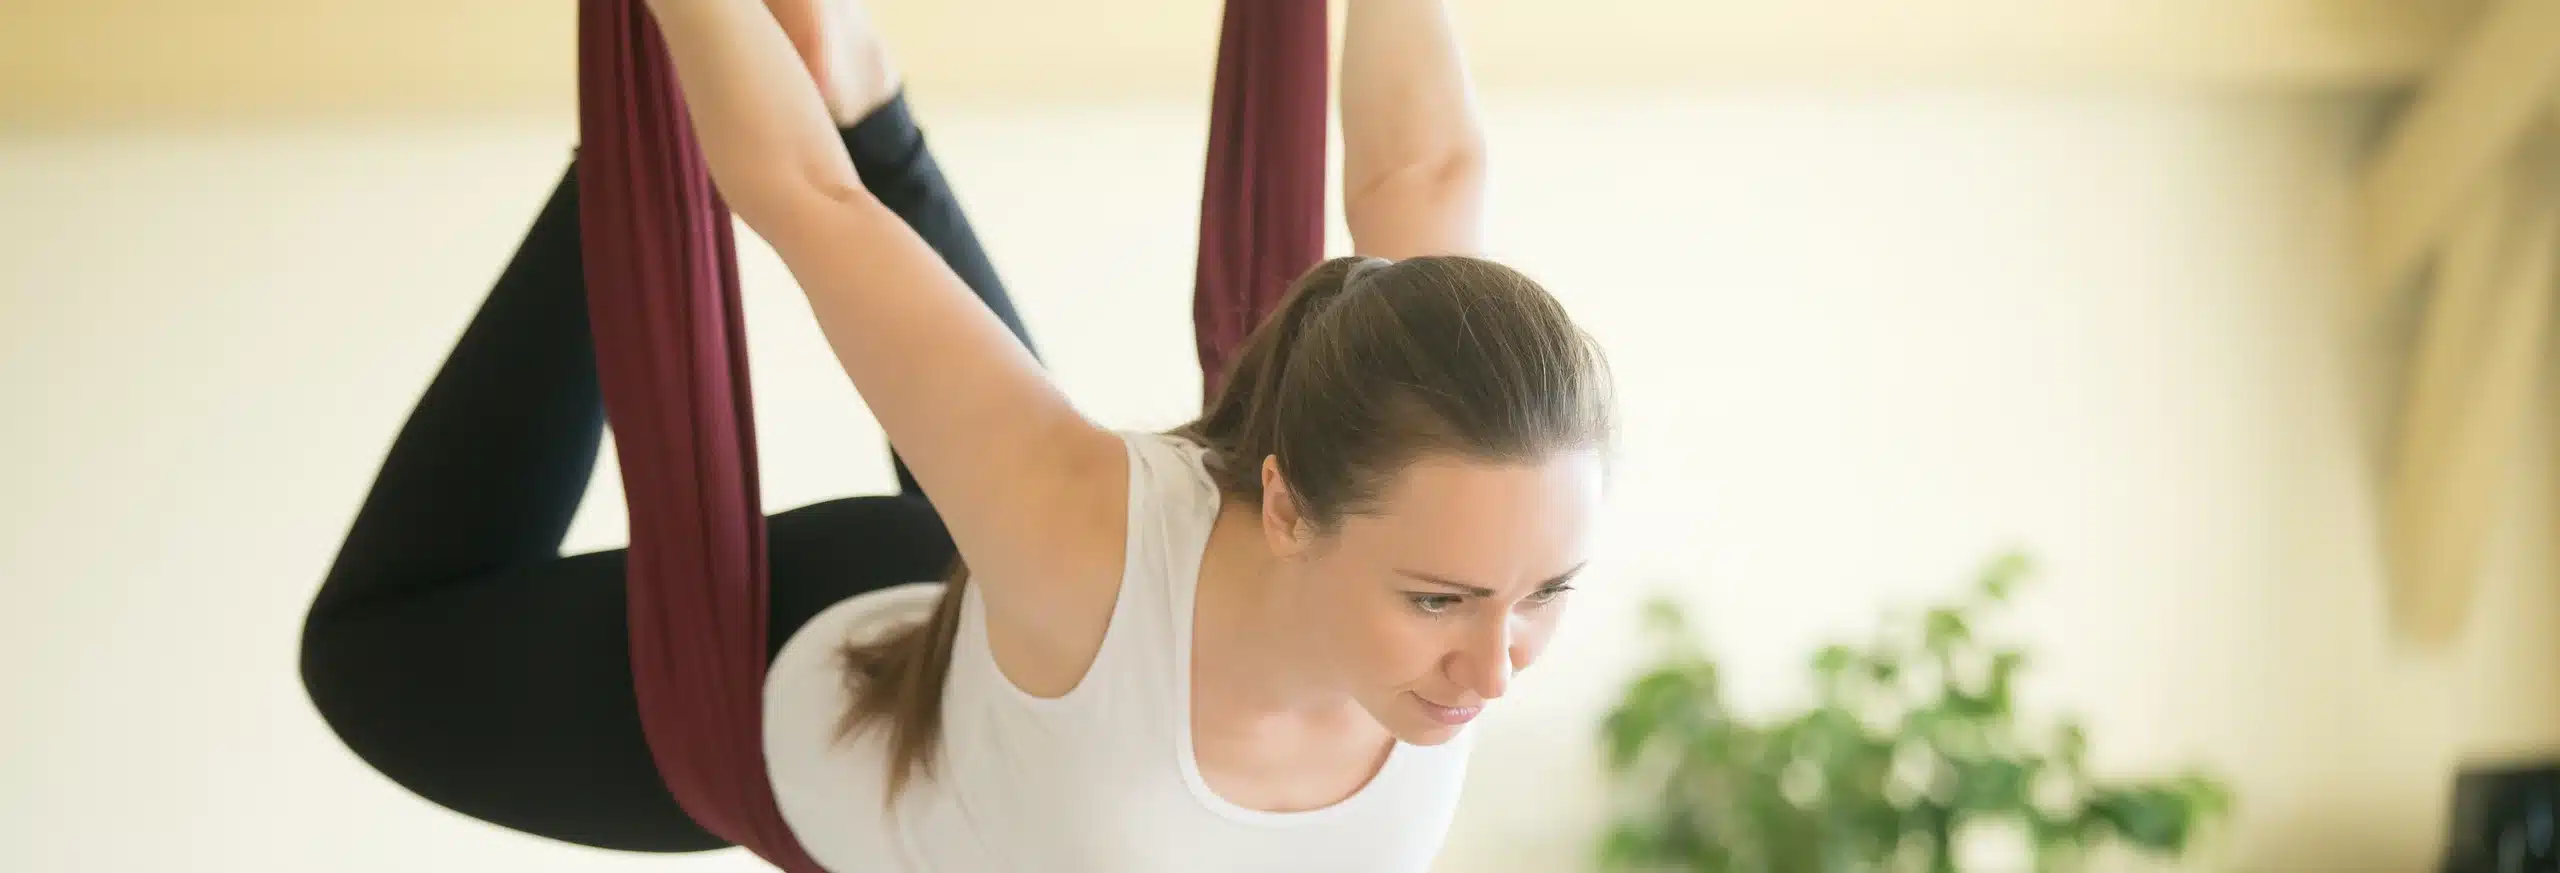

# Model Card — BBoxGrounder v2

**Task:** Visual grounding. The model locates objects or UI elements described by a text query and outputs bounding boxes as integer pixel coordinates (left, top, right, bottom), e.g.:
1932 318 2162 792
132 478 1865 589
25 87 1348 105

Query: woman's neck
1190 502 1352 723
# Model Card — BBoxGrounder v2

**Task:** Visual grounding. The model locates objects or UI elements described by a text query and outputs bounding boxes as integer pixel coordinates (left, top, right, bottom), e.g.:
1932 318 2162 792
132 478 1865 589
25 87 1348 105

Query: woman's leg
297 164 722 851
300 101 1012 852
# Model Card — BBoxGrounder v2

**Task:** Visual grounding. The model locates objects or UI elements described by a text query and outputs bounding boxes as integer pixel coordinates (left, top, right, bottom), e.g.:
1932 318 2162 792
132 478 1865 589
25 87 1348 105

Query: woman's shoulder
1108 428 1224 527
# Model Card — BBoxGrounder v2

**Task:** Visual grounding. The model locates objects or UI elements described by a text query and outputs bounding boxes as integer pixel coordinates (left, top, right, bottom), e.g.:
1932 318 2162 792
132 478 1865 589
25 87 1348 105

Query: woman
298 0 1615 870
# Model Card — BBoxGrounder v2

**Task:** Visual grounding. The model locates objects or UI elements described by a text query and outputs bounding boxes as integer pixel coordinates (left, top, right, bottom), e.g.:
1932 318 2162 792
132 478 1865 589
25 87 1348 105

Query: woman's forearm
641 0 867 218
1339 0 1488 255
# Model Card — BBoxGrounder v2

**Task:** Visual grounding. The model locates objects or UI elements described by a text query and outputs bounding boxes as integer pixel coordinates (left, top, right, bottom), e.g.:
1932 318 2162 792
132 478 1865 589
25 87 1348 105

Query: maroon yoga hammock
575 0 1326 867
1193 0 1331 404
576 0 822 867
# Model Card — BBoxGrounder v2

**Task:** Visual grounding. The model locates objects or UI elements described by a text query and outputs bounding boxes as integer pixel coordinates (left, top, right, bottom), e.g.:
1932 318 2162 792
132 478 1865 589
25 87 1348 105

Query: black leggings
297 94 1023 854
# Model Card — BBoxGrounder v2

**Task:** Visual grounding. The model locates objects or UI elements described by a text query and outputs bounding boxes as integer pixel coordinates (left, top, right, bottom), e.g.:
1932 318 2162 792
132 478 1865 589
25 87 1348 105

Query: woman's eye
1408 594 1462 615
1526 584 1574 606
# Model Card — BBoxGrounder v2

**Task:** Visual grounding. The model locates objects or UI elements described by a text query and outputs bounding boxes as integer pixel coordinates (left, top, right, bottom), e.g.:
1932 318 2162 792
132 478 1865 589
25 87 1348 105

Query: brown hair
833 254 1614 799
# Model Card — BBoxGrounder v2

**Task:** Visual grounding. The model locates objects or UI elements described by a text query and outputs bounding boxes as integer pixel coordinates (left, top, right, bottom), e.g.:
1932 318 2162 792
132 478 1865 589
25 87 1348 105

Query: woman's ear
1258 455 1308 555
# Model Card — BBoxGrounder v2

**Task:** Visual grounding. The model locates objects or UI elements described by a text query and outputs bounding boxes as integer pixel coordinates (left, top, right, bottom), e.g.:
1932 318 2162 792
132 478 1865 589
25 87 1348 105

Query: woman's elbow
1420 145 1487 195
721 162 873 242
1344 150 1487 257
1349 146 1484 207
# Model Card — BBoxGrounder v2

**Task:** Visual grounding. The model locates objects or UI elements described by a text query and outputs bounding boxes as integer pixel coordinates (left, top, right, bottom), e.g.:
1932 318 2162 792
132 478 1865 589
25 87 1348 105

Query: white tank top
761 430 1473 873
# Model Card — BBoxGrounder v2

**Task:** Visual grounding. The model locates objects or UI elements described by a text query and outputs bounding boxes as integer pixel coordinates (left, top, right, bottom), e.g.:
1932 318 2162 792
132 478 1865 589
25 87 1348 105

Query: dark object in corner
2442 760 2559 873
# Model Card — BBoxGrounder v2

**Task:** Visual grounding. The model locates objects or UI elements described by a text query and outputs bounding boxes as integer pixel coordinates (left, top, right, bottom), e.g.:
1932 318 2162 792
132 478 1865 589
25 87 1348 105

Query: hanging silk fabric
573 0 1327 869
1192 0 1330 403
575 0 822 867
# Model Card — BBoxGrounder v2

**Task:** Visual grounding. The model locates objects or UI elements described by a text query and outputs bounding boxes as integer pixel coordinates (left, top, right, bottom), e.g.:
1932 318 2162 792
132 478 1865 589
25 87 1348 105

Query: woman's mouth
1413 693 1481 726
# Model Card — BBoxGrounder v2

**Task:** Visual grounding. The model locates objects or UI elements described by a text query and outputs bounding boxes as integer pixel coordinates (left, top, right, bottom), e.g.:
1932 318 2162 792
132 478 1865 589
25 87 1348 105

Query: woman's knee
297 593 434 761
296 603 378 744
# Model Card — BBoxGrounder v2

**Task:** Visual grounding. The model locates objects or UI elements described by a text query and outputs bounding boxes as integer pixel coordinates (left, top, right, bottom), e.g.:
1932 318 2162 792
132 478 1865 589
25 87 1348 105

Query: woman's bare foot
767 0 902 125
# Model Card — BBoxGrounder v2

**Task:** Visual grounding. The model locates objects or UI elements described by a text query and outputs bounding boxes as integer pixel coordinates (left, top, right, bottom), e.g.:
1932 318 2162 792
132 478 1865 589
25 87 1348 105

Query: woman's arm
637 0 1128 625
1340 0 1488 258
758 0 841 116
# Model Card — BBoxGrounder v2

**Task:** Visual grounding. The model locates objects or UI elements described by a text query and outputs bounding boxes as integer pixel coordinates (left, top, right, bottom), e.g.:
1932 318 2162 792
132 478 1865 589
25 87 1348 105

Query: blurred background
6 1 2560 871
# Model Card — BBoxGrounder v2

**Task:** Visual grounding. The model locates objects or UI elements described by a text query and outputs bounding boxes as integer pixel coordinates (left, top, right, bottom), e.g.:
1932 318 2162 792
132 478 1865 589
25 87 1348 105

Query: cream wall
6 90 2557 871
0 0 2487 124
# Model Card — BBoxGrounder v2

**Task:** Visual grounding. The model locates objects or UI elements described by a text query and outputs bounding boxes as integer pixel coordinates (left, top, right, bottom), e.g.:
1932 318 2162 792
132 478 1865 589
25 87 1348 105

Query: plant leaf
1595 821 1669 870
1642 595 1690 639
1812 644 1856 678
1979 551 2034 601
1950 757 2032 814
2052 718 2088 778
2086 784 2213 853
1924 609 1971 657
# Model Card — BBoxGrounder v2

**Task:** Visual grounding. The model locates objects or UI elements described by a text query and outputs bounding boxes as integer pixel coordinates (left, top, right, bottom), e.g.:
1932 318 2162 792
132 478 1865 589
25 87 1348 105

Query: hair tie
1342 256 1394 291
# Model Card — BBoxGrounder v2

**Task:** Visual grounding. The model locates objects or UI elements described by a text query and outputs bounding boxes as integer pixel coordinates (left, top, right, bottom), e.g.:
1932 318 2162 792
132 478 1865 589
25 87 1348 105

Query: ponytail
1176 255 1383 502
832 554 969 803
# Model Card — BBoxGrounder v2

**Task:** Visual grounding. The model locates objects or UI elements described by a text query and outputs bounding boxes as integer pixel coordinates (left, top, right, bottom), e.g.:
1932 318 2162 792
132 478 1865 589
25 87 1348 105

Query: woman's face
1260 449 1604 746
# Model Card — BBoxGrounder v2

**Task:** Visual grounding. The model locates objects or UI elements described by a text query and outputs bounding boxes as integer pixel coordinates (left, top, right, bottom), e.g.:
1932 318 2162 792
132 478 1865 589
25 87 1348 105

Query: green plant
1596 551 2234 873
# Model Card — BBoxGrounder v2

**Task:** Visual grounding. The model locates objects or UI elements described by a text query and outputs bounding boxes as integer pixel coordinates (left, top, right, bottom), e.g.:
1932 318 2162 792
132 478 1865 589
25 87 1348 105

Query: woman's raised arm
639 0 1130 627
1340 0 1489 259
